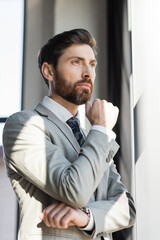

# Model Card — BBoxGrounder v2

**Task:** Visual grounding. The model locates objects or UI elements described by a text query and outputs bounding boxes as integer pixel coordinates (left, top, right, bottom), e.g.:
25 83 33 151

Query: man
3 29 136 240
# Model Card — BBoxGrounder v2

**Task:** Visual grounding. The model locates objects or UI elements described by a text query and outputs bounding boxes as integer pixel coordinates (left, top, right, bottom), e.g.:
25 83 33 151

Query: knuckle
48 211 56 220
60 219 67 227
61 218 66 225
69 208 74 214
60 202 65 207
65 206 70 211
94 98 100 103
102 99 107 105
53 214 60 223
52 216 57 222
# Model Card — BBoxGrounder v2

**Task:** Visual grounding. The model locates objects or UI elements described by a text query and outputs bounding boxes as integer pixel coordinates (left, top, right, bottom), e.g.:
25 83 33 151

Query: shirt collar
42 96 80 123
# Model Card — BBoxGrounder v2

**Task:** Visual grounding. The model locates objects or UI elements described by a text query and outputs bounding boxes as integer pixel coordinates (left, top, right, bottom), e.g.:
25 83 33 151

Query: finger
39 212 45 220
91 98 103 114
60 208 76 228
92 98 101 108
43 210 51 227
44 201 59 212
52 206 72 229
42 201 60 227
47 203 66 228
85 101 92 116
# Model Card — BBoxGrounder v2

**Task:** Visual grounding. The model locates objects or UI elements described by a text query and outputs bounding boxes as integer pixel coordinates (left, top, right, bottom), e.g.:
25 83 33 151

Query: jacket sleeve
2 111 119 209
86 161 136 238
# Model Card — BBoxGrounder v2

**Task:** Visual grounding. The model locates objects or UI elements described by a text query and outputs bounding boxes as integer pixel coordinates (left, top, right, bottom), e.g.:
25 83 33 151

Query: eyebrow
68 56 97 63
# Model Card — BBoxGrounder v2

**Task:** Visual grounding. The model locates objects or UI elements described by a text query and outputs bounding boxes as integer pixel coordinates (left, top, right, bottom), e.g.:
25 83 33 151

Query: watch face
81 207 90 215
85 208 90 214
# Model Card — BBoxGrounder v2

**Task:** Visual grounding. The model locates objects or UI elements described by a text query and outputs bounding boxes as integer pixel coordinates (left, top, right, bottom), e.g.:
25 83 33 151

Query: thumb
39 212 45 220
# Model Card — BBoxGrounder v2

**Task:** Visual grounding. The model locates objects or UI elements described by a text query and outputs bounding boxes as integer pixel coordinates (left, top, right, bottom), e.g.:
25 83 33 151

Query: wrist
79 207 90 228
91 125 116 140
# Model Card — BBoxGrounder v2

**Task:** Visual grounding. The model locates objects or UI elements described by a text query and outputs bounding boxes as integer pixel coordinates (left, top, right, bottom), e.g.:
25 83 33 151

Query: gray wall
23 0 54 109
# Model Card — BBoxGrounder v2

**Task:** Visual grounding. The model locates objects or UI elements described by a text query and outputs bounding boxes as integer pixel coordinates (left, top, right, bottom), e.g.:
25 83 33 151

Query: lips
77 83 91 88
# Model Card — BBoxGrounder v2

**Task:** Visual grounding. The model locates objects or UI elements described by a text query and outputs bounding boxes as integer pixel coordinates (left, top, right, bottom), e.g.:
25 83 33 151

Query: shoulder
5 109 38 125
3 109 46 133
3 109 48 147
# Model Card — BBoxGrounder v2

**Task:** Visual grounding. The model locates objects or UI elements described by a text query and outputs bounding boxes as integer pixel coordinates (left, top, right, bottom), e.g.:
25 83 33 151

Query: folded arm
39 201 89 229
40 160 136 236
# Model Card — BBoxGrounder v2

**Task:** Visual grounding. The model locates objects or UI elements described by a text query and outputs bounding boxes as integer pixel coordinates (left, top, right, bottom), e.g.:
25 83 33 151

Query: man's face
52 44 97 105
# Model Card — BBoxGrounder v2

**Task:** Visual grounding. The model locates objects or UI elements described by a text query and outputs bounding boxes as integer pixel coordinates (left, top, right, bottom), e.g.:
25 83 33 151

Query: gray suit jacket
3 103 136 240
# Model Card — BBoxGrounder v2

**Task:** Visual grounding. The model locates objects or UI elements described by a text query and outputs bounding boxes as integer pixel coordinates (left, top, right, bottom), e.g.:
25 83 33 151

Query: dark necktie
66 117 85 147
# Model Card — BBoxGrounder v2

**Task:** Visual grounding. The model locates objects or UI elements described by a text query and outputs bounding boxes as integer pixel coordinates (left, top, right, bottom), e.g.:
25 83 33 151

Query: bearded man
3 29 136 240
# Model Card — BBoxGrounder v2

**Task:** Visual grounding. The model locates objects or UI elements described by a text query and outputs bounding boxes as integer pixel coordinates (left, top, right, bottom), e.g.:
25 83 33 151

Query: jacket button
106 150 114 162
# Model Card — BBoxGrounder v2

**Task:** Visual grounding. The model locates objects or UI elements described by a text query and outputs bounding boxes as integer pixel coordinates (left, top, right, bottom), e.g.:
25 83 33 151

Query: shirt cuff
79 209 94 231
91 125 116 140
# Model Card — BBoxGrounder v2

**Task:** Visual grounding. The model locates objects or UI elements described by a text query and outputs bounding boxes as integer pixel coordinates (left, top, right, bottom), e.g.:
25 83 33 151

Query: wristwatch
81 207 90 226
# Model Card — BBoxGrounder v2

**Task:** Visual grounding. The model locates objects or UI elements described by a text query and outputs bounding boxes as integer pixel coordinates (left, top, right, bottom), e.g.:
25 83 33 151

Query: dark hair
38 28 96 86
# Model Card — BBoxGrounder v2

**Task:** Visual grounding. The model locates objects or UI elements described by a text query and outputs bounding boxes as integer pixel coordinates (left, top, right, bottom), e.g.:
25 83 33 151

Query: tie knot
66 117 80 129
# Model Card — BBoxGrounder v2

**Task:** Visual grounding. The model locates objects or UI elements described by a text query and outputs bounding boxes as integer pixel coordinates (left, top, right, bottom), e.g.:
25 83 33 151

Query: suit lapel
35 103 80 154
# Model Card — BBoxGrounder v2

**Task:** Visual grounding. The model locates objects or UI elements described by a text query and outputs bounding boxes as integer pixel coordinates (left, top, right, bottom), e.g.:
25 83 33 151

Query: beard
53 70 94 105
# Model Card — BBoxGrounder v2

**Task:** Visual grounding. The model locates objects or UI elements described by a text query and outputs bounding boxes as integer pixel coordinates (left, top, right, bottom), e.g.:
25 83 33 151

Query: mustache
76 78 93 86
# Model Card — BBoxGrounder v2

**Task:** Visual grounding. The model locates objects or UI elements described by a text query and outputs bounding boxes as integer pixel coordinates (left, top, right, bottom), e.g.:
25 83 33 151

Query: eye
71 59 79 65
91 62 97 68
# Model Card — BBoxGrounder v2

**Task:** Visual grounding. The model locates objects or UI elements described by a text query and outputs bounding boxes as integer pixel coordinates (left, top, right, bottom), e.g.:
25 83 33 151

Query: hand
85 99 119 130
39 201 89 229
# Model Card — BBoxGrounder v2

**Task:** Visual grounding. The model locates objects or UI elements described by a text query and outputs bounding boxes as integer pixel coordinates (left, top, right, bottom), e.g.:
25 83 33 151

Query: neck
49 93 79 116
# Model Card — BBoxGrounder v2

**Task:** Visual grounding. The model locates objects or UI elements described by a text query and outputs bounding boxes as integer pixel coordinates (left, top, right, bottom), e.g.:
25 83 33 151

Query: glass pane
0 0 24 117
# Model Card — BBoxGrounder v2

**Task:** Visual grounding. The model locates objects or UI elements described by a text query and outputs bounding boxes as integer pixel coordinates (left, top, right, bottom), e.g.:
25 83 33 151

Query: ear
41 62 54 82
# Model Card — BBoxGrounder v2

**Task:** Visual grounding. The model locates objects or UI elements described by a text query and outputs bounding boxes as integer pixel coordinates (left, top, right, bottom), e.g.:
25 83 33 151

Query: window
0 0 24 145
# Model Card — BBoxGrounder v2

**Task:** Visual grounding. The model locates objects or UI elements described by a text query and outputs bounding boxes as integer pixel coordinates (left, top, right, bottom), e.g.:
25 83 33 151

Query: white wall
131 0 160 239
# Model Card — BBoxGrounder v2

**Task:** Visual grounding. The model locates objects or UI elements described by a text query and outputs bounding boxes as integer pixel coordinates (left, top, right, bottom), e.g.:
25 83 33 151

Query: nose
82 66 93 79
82 73 90 79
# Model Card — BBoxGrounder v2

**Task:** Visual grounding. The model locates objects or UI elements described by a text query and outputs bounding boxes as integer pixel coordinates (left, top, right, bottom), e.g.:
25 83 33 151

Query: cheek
60 66 80 79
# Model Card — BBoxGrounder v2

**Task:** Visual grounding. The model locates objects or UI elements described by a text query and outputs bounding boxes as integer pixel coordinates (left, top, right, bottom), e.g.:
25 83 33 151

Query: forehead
60 44 96 61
